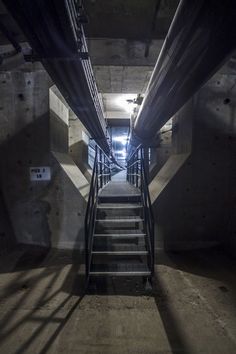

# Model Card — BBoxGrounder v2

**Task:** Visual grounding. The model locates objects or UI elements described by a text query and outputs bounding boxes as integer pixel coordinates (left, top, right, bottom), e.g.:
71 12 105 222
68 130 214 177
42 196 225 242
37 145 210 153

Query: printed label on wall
30 167 51 181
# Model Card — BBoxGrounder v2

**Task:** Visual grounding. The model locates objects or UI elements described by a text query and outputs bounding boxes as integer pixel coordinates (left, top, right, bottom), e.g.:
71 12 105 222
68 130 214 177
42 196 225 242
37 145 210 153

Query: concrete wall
68 110 92 182
149 128 172 182
0 63 90 251
0 62 52 247
151 56 236 256
0 191 15 255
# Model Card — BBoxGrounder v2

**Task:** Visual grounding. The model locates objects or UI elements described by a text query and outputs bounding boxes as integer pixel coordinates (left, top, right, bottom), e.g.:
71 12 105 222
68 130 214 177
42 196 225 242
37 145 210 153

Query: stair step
90 263 151 276
92 243 147 255
96 218 143 223
97 203 142 209
98 195 141 203
94 232 146 238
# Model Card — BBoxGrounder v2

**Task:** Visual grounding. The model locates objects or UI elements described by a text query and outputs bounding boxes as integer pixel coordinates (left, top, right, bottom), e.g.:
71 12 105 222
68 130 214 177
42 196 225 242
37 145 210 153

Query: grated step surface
90 263 151 276
92 243 147 255
94 232 146 238
97 203 142 209
96 217 143 222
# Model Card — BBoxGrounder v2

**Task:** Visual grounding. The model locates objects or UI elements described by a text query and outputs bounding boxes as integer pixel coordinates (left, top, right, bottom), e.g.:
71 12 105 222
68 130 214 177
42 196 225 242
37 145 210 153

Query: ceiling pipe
130 0 236 149
2 0 111 156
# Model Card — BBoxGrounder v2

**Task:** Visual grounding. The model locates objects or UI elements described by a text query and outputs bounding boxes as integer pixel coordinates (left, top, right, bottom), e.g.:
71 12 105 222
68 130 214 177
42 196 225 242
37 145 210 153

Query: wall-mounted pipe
2 0 111 156
130 0 236 148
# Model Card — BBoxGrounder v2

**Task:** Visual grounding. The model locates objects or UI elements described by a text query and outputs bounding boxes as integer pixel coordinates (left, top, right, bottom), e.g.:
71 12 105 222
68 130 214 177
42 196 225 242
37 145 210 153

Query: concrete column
150 56 236 255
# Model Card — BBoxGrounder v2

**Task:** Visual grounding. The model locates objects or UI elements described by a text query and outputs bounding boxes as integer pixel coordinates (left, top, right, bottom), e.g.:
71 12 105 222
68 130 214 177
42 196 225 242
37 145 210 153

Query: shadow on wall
0 111 88 252
50 109 69 154
0 113 52 248
152 74 236 255
0 190 16 255
69 140 92 182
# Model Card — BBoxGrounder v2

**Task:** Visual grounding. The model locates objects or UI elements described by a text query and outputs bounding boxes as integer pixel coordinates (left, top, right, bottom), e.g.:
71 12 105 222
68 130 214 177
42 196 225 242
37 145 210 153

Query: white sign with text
30 167 51 181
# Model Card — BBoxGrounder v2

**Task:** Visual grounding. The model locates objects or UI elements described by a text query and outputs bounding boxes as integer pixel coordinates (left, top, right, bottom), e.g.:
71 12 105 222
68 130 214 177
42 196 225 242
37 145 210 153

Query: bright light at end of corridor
116 95 136 113
116 149 127 158
113 136 127 146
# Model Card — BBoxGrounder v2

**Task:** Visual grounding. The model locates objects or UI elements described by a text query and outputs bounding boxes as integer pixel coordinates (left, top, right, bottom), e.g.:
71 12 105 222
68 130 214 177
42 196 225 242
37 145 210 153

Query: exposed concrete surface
0 191 15 254
88 39 164 67
149 122 172 182
0 246 235 354
68 110 92 183
84 0 178 40
0 65 90 251
42 152 88 251
0 63 52 247
149 153 190 204
151 57 236 253
94 65 153 94
52 152 90 201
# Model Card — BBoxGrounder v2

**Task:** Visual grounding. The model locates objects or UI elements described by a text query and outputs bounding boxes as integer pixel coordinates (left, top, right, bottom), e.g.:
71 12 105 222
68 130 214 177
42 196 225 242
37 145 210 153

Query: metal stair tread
96 217 144 222
92 243 147 255
90 263 151 276
98 195 141 203
94 232 146 237
97 203 142 209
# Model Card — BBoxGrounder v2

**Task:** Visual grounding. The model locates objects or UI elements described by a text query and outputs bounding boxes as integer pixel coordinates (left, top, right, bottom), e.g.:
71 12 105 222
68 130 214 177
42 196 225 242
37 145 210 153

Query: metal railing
127 146 155 275
84 145 111 279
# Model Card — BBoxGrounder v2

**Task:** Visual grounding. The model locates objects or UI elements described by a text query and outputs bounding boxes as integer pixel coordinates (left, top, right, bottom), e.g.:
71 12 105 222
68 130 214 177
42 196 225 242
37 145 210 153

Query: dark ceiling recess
144 0 162 58
107 119 130 127
0 19 21 52
84 0 179 40
0 2 25 45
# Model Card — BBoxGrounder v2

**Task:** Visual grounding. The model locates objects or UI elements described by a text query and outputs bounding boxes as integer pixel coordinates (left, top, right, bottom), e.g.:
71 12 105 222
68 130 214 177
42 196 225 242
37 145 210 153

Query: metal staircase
85 145 154 285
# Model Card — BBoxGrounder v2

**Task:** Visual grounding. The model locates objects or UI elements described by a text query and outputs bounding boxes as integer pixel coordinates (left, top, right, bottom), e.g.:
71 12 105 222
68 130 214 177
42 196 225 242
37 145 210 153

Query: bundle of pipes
129 0 236 152
3 0 111 156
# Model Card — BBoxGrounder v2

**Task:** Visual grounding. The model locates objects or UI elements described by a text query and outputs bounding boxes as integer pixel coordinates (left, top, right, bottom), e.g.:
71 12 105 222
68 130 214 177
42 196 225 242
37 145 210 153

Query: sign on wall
30 167 51 181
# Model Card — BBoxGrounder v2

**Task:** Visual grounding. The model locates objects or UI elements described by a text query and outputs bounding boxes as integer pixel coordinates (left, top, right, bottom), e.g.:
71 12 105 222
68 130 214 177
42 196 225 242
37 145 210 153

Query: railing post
126 145 155 276
131 158 133 185
99 148 102 189
136 151 139 188
109 159 111 181
132 156 135 185
140 148 143 193
103 152 105 186
143 147 150 184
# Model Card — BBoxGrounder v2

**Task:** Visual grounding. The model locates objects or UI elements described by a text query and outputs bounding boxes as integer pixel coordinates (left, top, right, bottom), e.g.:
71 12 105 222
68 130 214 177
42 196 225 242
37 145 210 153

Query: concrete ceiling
94 66 153 94
0 0 179 124
84 0 179 123
87 38 164 67
84 0 179 40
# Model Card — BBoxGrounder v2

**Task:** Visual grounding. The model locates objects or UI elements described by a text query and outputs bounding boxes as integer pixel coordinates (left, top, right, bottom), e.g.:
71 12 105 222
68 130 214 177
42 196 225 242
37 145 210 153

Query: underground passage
0 0 236 353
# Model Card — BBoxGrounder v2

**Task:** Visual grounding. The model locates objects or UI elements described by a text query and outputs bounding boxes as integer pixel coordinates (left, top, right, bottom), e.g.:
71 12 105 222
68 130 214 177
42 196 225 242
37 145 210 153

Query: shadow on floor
0 245 86 354
0 246 235 354
86 246 236 354
157 246 236 299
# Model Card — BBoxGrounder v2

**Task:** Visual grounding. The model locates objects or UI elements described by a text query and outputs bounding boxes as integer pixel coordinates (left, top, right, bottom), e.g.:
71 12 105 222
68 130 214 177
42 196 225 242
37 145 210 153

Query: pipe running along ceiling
2 0 111 156
130 0 236 149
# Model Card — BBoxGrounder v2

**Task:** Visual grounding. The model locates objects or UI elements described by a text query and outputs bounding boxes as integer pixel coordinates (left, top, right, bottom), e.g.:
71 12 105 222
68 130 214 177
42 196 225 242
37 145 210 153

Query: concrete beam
94 66 153 94
88 39 164 67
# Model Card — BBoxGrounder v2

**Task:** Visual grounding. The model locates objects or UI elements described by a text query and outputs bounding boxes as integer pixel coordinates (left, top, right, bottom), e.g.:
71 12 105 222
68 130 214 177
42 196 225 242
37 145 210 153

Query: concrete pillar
150 56 236 255
0 65 90 251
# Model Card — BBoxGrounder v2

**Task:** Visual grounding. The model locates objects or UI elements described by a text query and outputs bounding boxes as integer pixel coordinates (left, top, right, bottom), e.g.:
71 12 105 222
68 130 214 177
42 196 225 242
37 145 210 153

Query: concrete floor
0 246 236 354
